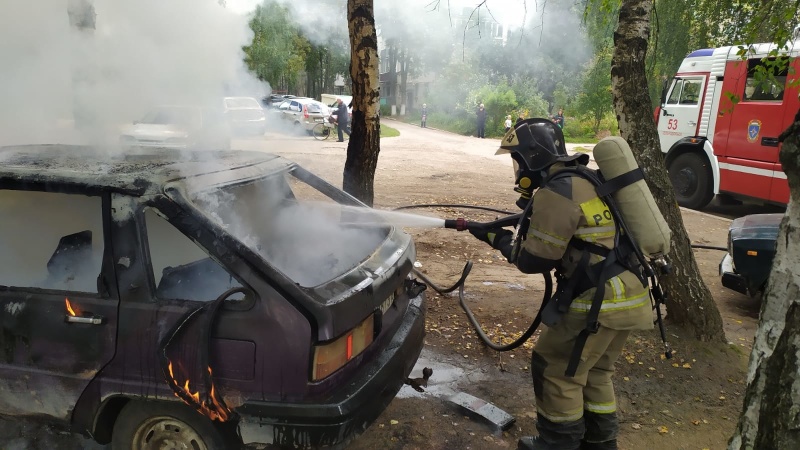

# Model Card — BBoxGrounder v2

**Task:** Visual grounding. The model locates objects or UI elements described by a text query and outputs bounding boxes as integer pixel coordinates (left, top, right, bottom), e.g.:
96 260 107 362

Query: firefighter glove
470 228 513 249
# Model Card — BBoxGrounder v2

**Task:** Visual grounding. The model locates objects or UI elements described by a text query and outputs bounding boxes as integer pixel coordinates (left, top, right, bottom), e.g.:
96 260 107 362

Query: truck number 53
667 119 678 130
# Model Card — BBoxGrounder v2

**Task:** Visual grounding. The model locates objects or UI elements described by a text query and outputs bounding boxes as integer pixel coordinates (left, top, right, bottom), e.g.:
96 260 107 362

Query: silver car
223 97 267 137
120 106 231 150
275 98 330 133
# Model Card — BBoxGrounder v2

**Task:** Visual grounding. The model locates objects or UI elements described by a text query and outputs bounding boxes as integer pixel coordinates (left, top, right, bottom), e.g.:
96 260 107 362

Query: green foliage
473 83 518 135
576 48 613 134
243 3 307 91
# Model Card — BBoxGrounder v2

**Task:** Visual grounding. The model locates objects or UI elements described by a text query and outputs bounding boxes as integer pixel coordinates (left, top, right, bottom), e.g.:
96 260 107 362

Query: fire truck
656 41 800 209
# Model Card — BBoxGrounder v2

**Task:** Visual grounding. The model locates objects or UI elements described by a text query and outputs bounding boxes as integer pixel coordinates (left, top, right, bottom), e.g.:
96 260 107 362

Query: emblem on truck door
747 119 762 143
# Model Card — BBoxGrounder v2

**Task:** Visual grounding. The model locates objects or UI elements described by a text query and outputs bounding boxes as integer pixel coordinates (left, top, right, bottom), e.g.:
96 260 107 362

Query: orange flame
166 360 230 422
65 298 77 316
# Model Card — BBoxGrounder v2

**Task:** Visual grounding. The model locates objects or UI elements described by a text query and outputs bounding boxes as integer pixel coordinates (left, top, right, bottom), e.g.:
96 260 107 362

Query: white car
275 98 330 133
120 106 231 150
223 97 267 137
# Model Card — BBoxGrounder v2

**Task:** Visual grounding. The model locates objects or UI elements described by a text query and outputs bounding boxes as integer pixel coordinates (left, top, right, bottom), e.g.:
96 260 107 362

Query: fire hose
396 204 551 351
395 204 729 353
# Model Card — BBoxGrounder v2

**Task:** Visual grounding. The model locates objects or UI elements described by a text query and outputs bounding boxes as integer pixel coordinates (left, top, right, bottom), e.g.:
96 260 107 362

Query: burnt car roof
0 144 290 196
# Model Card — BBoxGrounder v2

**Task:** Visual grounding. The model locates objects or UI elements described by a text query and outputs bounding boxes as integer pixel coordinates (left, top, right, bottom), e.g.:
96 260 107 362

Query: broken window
0 190 103 293
144 208 242 302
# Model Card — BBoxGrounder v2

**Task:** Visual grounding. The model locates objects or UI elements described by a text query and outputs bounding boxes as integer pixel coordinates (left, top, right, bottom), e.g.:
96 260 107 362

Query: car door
0 188 118 421
658 77 706 151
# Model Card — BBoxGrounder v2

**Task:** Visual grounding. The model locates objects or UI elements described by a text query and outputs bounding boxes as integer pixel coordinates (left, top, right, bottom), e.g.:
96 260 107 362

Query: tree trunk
611 0 725 341
344 0 381 206
729 111 800 450
388 41 398 108
399 46 409 114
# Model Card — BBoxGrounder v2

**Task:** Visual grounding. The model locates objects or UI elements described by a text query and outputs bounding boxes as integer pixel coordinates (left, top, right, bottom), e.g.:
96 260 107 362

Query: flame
65 298 77 316
166 360 230 422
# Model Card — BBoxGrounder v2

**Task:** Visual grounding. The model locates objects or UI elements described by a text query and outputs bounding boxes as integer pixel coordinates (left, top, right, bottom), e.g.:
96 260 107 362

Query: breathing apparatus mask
496 118 579 209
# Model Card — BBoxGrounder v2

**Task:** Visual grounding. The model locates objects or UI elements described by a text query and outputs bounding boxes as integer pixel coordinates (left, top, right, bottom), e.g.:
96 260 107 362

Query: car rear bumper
720 253 748 295
236 292 426 447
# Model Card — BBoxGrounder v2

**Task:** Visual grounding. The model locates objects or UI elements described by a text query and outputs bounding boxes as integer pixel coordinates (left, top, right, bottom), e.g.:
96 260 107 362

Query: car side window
144 208 243 302
0 190 104 293
744 58 787 102
291 101 301 112
679 79 702 105
666 79 683 105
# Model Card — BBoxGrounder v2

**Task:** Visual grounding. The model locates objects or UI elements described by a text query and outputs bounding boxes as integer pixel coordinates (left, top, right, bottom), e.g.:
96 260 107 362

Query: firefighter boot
517 414 584 450
581 411 619 450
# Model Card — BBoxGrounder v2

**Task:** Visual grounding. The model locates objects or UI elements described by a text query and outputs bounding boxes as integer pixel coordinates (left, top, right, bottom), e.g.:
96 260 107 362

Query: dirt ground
271 119 760 450
0 120 760 449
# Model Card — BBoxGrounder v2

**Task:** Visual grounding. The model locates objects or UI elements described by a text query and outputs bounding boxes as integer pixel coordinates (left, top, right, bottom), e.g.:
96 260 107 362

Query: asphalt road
240 118 785 221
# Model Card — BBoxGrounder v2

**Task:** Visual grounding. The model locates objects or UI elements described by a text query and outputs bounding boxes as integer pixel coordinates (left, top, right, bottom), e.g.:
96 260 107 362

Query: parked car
262 94 298 108
720 213 782 297
0 145 426 449
223 96 266 137
275 98 330 133
120 105 231 150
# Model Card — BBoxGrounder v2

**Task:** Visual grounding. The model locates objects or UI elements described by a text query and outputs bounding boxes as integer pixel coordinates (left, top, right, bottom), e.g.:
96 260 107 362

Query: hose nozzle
444 218 469 231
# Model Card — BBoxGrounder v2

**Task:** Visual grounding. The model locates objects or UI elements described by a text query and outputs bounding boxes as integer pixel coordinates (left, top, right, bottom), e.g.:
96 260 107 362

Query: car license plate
315 118 324 123
379 292 395 315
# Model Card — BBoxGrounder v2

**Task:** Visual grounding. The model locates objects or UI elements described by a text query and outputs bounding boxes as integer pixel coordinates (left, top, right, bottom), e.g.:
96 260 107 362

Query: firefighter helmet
496 118 570 173
496 118 587 208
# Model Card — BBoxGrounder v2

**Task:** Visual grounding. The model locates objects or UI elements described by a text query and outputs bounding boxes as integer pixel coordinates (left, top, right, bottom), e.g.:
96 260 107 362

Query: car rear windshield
186 169 390 288
304 102 326 114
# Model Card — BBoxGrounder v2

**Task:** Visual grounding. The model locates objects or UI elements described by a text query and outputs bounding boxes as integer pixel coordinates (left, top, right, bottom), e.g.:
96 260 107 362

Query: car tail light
653 106 661 124
312 315 374 381
303 105 309 119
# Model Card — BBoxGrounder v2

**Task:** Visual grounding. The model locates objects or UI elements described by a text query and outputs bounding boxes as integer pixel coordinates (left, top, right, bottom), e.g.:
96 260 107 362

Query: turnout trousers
531 314 629 442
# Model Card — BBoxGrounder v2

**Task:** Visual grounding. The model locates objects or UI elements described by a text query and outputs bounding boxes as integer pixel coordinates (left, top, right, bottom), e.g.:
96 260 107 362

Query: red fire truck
656 42 800 209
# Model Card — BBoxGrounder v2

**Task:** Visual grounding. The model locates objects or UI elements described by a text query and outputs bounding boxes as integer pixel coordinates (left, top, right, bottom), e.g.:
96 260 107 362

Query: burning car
0 145 426 449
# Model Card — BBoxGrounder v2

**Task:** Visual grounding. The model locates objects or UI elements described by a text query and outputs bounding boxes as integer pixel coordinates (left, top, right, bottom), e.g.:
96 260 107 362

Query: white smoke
0 0 267 147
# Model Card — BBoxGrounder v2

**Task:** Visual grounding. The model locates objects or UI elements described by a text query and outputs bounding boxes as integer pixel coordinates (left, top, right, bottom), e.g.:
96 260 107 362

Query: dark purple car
0 145 426 449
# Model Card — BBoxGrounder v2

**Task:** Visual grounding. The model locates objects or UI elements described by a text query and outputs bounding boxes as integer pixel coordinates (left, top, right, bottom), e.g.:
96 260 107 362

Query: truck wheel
668 152 713 209
111 401 233 450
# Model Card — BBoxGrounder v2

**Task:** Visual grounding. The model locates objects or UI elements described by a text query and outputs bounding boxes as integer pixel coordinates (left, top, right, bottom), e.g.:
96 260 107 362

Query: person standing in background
554 108 565 129
421 103 428 128
504 115 513 133
335 98 350 142
476 103 487 138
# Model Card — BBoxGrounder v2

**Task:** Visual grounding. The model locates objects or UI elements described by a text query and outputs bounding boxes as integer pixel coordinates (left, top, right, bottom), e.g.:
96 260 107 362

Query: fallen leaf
390 420 399 425
631 423 642 430
658 426 669 434
683 363 692 369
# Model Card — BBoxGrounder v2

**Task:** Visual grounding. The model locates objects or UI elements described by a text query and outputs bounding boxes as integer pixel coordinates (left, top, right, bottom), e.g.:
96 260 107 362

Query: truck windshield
185 169 390 288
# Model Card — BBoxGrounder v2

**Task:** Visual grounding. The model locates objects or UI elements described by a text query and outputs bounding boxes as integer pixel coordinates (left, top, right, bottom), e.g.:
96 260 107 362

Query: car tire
668 152 714 209
111 401 236 450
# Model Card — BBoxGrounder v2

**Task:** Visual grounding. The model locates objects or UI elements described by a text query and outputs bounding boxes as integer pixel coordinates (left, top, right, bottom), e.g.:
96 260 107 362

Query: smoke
0 0 268 147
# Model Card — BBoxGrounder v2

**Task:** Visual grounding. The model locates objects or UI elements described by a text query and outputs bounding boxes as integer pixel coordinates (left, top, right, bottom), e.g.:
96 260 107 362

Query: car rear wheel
668 152 714 209
111 401 234 450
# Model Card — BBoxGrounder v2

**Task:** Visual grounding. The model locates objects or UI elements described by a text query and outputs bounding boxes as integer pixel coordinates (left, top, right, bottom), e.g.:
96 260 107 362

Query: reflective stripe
585 401 617 414
529 228 570 248
570 290 650 312
539 408 584 423
574 226 616 237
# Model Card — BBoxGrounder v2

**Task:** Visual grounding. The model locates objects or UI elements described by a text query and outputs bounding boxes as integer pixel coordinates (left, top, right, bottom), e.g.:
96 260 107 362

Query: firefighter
470 119 653 450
